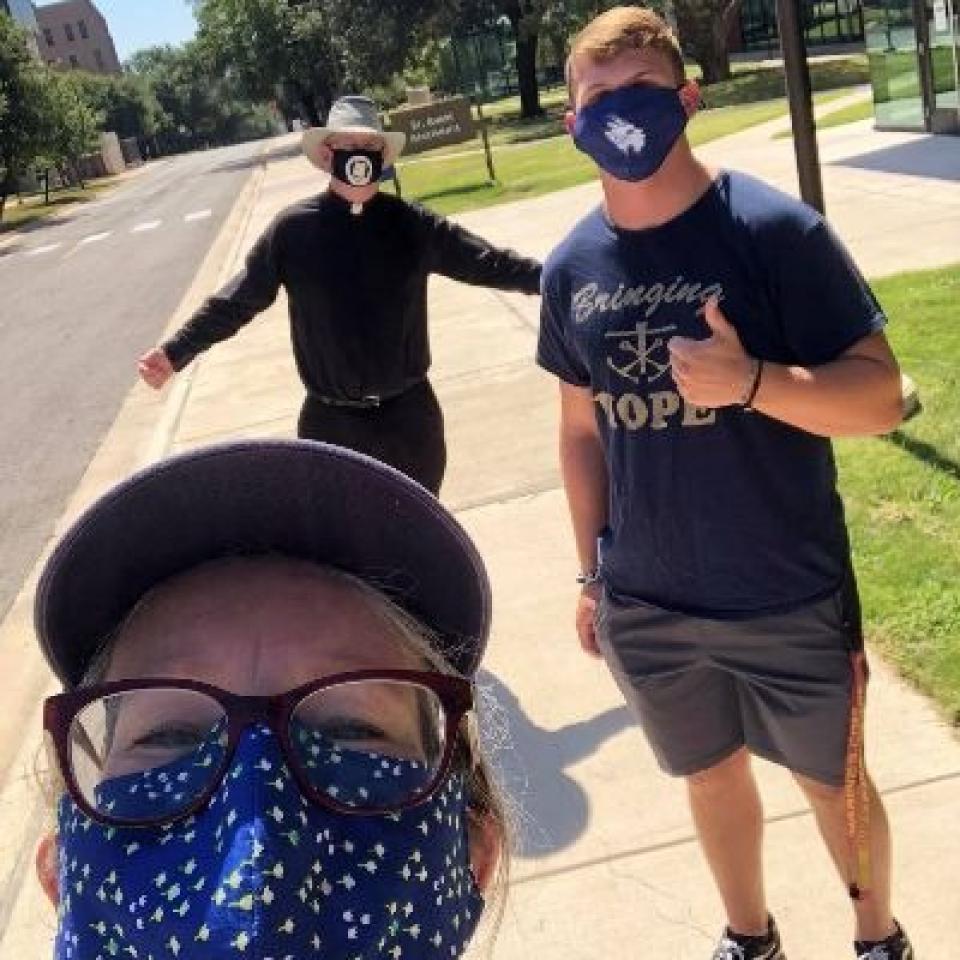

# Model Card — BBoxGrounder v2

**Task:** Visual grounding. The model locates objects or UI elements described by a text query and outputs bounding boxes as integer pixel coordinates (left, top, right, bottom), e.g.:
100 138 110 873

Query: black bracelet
741 358 764 409
576 570 601 585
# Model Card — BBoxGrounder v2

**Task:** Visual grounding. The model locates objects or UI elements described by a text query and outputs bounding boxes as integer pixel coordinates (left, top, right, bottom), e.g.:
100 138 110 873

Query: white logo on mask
605 116 646 155
345 155 374 185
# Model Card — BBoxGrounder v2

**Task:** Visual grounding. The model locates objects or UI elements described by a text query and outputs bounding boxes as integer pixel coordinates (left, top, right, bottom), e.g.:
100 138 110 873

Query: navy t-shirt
537 171 885 616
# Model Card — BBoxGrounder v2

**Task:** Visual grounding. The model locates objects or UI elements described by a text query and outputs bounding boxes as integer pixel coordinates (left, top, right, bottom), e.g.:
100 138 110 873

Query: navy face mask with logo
572 84 689 182
54 725 484 960
332 148 385 187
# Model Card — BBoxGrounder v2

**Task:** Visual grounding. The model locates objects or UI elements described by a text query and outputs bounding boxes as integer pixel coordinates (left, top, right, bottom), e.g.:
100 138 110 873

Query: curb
141 156 269 464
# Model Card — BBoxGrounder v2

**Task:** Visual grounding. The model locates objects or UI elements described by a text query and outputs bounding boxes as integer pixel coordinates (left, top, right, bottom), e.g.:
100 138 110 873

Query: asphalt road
0 137 282 624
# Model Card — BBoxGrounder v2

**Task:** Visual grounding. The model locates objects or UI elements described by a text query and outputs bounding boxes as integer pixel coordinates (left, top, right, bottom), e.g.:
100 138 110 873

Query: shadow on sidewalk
831 136 960 182
210 142 302 174
476 669 633 858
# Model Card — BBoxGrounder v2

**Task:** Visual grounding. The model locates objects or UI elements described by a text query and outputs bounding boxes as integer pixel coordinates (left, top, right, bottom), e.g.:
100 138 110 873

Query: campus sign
388 97 477 155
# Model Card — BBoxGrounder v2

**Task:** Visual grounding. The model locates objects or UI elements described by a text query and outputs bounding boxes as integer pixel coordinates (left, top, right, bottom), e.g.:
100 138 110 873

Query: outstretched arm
138 224 282 389
424 208 541 295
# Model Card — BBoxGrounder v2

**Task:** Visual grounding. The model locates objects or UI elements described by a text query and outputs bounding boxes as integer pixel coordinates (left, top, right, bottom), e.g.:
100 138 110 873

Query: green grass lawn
0 179 118 233
835 265 960 722
393 90 851 216
869 46 956 103
691 54 869 106
415 56 869 159
390 55 868 215
773 96 874 138
812 97 874 130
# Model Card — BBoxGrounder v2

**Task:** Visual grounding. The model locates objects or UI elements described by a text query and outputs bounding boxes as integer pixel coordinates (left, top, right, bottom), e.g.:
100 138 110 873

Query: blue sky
36 0 198 61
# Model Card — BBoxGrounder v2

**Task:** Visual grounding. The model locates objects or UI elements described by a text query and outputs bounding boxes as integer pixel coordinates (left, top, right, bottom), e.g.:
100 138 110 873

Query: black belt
309 381 422 410
312 394 385 409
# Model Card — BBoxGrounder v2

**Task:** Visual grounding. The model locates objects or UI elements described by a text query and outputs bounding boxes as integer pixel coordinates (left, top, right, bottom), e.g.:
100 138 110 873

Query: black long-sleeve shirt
163 190 542 400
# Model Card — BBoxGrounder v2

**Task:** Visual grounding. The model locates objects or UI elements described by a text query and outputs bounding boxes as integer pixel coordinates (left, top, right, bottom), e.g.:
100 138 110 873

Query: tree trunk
0 163 15 221
302 92 322 127
674 0 735 85
287 78 324 126
701 23 733 84
548 30 567 78
509 13 542 118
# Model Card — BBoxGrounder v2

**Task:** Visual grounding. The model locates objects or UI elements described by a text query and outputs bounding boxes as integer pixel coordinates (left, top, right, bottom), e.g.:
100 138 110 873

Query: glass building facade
864 0 960 131
736 0 958 133
739 0 866 51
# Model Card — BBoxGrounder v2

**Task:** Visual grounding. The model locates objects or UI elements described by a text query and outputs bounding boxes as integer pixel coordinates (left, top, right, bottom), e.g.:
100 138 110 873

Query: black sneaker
711 916 786 960
855 921 915 960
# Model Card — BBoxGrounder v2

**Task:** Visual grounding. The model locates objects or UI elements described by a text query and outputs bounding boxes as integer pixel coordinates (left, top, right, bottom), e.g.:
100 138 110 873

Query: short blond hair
567 6 686 99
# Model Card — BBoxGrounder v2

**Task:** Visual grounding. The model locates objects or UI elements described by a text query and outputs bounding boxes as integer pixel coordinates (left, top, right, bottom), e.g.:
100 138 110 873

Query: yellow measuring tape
844 650 871 899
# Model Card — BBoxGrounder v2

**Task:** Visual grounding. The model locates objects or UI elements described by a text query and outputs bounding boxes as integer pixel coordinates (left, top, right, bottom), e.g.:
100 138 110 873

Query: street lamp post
774 0 826 214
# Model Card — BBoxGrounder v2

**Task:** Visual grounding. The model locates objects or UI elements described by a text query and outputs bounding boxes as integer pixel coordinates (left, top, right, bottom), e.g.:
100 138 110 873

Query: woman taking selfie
33 439 506 960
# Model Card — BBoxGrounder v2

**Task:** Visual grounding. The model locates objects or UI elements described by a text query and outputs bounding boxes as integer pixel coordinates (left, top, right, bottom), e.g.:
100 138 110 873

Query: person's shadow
475 669 633 858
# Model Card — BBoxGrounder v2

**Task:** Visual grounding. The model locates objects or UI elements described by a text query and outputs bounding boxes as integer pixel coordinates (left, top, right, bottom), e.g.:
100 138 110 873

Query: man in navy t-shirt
538 8 914 960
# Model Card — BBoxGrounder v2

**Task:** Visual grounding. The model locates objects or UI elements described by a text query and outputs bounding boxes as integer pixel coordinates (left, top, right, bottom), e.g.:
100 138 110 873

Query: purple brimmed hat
35 441 491 688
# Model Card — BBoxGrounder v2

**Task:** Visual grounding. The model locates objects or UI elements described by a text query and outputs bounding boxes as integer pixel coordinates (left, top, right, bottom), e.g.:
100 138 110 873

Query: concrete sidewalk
2 121 959 959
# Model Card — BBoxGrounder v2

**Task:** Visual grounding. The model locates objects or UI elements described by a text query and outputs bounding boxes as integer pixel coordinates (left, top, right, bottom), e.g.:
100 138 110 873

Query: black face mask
331 148 384 187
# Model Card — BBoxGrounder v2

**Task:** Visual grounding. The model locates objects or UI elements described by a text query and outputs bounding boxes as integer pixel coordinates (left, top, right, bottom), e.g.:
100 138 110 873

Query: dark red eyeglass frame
44 669 474 828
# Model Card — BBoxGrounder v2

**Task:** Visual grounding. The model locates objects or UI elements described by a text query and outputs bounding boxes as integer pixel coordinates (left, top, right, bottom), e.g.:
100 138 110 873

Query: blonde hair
567 6 686 99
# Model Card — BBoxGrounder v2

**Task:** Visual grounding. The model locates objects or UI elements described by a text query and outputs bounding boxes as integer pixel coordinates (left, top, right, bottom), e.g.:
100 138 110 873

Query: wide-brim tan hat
302 95 406 169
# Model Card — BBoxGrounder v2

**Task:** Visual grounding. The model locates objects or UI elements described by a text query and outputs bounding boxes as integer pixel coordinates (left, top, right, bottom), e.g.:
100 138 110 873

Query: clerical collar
325 189 377 216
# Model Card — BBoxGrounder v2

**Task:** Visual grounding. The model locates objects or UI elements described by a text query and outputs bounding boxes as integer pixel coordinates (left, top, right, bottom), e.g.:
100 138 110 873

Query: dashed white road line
8 208 216 265
61 230 112 260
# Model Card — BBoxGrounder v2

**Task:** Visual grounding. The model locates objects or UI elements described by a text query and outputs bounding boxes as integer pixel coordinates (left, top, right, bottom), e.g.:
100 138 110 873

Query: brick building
35 0 121 74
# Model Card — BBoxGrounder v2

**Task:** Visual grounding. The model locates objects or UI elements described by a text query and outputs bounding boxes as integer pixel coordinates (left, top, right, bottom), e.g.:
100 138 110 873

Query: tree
193 0 338 125
536 0 663 77
37 71 102 188
193 0 439 124
82 72 165 142
322 0 441 91
128 42 278 151
0 16 48 220
503 1 545 117
673 0 738 84
434 0 551 118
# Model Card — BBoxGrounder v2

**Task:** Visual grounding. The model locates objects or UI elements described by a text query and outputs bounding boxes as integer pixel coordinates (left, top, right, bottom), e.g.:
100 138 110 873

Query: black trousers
297 380 446 494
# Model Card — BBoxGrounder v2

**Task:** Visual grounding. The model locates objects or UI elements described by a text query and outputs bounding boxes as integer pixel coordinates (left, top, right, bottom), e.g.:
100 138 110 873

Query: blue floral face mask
55 725 484 960
572 84 689 182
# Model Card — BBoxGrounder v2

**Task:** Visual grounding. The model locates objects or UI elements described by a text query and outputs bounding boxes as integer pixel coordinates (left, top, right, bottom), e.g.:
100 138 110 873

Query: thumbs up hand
668 298 757 408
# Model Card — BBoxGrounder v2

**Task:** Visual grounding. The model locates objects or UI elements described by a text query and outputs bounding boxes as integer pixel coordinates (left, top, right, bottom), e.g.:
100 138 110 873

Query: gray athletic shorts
595 585 862 786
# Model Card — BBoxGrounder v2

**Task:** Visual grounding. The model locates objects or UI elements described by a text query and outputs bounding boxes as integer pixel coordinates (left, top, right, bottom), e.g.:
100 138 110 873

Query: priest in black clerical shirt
138 95 542 494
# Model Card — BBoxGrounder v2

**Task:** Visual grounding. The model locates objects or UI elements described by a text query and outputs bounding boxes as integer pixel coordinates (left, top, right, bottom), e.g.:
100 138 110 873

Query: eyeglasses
44 670 473 828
